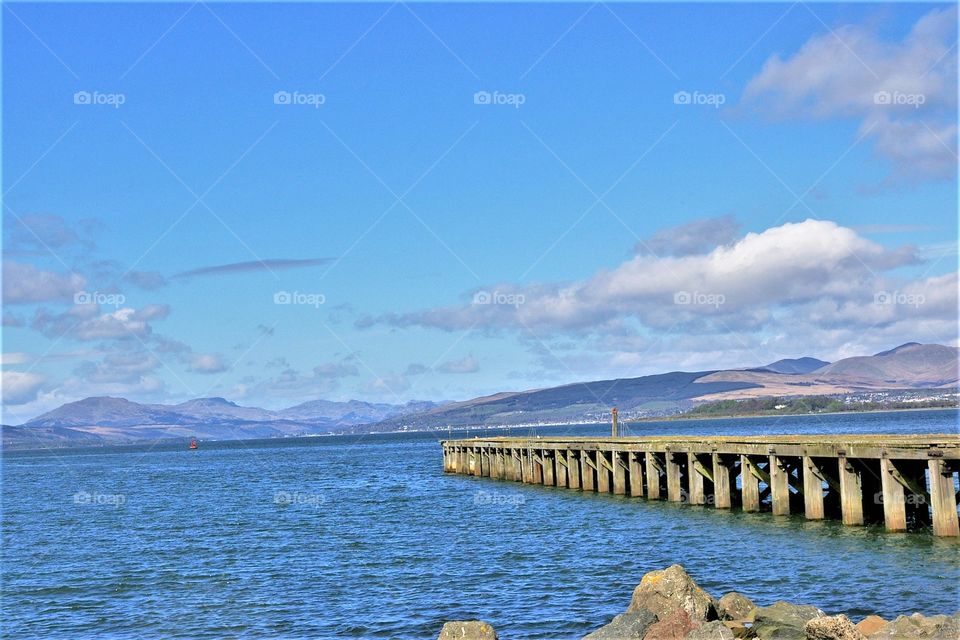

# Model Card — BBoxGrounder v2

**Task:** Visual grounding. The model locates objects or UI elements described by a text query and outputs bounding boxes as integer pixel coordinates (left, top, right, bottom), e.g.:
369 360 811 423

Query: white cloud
33 303 170 341
188 354 228 374
742 7 957 181
1 371 45 405
437 355 480 374
2 260 85 304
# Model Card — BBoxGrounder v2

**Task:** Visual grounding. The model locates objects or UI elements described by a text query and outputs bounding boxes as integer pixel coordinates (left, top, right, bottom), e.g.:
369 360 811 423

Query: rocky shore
437 565 959 640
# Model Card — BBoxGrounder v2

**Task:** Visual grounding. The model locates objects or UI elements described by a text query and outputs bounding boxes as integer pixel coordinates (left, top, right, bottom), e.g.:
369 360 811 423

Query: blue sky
2 2 957 421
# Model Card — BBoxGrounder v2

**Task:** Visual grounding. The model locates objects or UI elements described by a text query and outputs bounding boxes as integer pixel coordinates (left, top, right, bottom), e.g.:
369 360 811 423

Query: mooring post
802 456 825 520
611 407 618 437
567 450 581 489
666 451 683 502
712 453 732 509
613 451 627 495
879 458 907 532
629 452 645 497
770 454 791 516
839 457 864 526
646 452 662 500
741 455 760 512
928 459 960 537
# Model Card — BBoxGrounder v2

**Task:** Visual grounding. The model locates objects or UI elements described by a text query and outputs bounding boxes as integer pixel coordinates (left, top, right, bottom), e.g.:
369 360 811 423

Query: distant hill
6 342 956 448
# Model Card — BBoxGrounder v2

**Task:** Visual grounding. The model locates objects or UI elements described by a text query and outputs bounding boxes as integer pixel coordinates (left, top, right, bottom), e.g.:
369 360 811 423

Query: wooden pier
440 435 960 536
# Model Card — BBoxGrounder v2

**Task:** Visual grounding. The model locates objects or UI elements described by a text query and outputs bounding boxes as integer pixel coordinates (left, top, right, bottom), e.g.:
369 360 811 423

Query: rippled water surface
3 410 959 639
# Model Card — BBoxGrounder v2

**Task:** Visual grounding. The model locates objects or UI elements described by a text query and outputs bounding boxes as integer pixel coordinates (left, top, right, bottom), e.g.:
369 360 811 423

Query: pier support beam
741 455 760 512
597 452 611 493
646 452 663 500
581 452 596 492
880 458 907 532
770 455 791 516
629 453 645 497
802 457 825 520
555 451 568 488
543 452 555 486
839 457 864 526
688 453 705 505
613 452 627 495
666 452 683 502
567 451 580 490
712 453 733 509
928 460 960 537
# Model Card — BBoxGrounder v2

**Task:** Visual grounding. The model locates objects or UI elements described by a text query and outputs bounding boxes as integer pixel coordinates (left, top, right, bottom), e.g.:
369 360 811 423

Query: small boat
189 438 198 450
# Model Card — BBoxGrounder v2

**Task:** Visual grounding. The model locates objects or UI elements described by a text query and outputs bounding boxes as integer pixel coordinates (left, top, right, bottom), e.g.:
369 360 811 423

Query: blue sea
3 409 959 639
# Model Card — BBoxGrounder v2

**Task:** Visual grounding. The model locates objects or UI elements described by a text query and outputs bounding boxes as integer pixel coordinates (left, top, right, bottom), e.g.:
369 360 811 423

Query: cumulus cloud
124 270 167 290
188 354 228 374
3 260 86 304
33 303 171 341
1 371 45 405
367 219 924 335
742 7 957 181
3 213 95 254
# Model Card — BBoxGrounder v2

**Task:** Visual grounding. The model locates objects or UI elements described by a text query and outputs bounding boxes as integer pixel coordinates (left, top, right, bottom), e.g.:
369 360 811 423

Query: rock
751 601 825 640
642 609 699 640
717 592 755 621
687 620 735 640
722 619 751 638
582 610 658 639
627 564 718 622
868 613 960 639
437 620 498 640
805 614 865 640
855 616 887 636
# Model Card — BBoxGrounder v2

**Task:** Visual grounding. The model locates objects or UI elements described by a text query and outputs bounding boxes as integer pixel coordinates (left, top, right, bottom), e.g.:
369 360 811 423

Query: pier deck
440 434 960 536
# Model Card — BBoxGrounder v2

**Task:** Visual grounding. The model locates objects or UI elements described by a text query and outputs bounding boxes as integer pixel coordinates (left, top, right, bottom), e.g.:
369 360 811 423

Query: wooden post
839 457 864 526
770 455 790 516
581 452 596 491
629 453 645 497
597 452 611 493
666 452 683 502
554 450 568 488
543 451 555 486
713 453 731 509
532 451 543 484
688 452 705 505
803 456 825 520
646 452 662 500
879 458 907 532
567 451 580 490
741 455 760 512
613 452 627 495
521 449 531 483
928 459 960 537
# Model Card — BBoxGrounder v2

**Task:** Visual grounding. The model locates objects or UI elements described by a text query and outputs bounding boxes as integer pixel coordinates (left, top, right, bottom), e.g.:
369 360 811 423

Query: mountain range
4 342 957 449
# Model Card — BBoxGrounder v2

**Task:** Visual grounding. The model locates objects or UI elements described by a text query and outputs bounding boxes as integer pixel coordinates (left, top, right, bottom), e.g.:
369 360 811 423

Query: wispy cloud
172 258 334 279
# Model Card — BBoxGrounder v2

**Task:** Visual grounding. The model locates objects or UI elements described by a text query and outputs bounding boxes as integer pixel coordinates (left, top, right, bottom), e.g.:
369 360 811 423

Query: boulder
855 616 887 636
868 613 960 639
437 620 498 640
751 601 825 640
642 609 699 640
717 592 755 621
805 614 865 640
627 564 718 622
722 619 751 638
687 620 735 640
582 610 658 639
